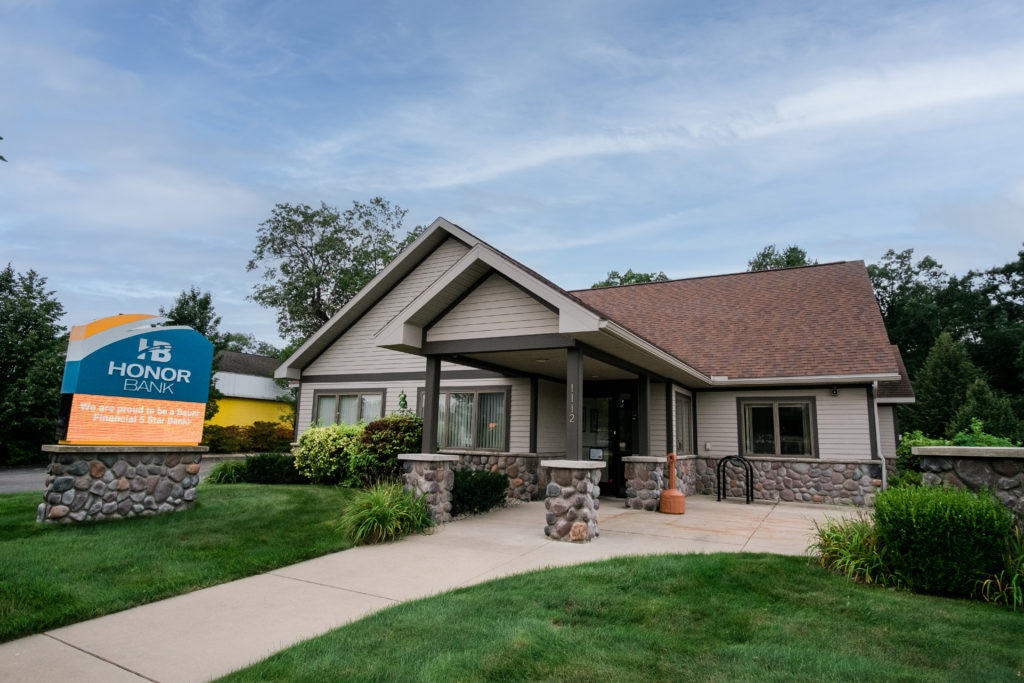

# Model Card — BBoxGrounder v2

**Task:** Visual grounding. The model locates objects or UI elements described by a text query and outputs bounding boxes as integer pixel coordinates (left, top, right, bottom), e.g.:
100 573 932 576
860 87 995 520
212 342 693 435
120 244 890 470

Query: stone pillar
398 453 458 523
38 445 207 524
541 460 603 542
623 455 666 511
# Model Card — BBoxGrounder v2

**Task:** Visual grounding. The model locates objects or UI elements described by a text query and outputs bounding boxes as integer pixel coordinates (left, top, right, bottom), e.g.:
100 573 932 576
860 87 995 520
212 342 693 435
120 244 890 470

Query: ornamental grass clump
874 485 1014 598
978 526 1024 609
339 482 433 545
810 512 892 587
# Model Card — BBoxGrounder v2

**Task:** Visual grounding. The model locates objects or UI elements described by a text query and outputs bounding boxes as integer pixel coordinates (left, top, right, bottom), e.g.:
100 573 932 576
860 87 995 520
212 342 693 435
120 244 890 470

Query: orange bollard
660 452 686 514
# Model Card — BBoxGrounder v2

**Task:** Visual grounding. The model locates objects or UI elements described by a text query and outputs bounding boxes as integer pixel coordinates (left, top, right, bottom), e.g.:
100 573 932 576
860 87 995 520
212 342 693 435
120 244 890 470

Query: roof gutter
707 372 903 387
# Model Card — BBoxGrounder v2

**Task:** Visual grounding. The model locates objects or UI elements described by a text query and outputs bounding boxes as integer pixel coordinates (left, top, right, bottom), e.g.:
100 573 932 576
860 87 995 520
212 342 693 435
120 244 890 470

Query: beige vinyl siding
536 379 565 454
304 238 470 376
877 405 898 460
426 273 558 342
695 388 873 460
649 382 667 456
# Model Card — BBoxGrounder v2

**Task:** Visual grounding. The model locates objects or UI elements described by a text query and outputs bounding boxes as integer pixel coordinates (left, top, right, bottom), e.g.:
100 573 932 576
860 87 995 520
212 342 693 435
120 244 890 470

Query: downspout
871 381 888 491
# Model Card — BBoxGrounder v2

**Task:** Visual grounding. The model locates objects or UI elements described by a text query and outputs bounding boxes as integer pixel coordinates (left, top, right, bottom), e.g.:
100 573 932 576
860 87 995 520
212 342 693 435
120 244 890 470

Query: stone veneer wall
398 454 458 523
688 456 883 506
542 460 603 542
915 446 1024 521
38 445 206 524
443 451 551 501
622 456 665 510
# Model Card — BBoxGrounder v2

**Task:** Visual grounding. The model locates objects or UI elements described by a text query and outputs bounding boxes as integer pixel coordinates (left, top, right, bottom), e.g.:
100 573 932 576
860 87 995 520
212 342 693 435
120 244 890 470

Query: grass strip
0 484 354 642
220 553 1024 682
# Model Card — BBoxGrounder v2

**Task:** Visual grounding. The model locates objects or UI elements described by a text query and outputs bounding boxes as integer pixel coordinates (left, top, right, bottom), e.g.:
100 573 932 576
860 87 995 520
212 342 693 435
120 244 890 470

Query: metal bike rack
716 455 753 504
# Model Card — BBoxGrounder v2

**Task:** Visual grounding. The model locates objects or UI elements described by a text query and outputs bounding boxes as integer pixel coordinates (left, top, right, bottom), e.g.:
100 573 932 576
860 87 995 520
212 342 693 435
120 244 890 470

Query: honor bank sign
60 314 214 445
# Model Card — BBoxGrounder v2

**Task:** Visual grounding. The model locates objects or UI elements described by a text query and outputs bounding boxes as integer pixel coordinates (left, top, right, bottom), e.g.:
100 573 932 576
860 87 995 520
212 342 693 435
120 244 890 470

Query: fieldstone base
692 456 883 505
398 454 458 523
623 456 665 510
541 460 603 542
915 446 1024 522
444 451 548 501
38 445 206 524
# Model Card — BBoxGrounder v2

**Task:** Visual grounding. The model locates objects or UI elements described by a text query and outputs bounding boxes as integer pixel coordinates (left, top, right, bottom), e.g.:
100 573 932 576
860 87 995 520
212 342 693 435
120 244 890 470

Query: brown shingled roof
572 261 900 381
216 351 281 378
876 344 915 400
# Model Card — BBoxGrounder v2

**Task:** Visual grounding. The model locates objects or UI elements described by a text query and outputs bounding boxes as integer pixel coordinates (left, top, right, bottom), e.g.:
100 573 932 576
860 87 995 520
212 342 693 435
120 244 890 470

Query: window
675 392 693 454
314 391 384 425
428 388 509 451
738 398 816 457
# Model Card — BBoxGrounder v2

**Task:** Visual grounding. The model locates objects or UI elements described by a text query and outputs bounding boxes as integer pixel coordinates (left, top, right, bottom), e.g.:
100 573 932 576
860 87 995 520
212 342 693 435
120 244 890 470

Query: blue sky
3 1 1023 347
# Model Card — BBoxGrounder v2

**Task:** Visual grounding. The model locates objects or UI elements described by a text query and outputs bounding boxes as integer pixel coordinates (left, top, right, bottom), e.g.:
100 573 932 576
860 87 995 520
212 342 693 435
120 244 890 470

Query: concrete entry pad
0 494 860 683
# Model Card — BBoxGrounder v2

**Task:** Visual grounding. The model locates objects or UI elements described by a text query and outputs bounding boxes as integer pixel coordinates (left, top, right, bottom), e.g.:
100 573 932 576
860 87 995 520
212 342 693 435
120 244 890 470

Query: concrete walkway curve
0 495 859 682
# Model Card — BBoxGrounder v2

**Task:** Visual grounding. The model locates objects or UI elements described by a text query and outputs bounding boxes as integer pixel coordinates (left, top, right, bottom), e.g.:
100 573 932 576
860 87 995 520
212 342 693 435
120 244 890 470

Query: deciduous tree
160 286 224 419
0 264 65 464
247 198 422 343
747 244 816 271
591 269 669 288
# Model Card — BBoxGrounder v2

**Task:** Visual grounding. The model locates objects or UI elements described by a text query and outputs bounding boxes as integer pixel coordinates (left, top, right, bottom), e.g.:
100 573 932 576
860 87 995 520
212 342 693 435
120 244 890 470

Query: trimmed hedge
874 486 1015 597
350 415 424 486
202 422 293 454
452 468 508 516
204 453 309 485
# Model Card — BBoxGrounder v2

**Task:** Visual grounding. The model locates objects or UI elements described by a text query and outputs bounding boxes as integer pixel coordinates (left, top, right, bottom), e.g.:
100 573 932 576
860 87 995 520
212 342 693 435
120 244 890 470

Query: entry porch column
565 348 583 460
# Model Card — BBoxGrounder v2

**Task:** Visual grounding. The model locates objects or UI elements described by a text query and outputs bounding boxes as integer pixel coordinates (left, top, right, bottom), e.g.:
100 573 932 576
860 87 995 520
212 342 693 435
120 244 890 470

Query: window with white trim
738 398 816 457
675 392 693 455
426 388 509 451
314 391 384 425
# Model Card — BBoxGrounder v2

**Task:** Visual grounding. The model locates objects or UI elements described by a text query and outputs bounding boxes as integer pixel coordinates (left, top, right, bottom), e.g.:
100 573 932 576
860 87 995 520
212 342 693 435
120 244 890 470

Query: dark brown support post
422 356 441 453
566 348 583 460
637 374 650 457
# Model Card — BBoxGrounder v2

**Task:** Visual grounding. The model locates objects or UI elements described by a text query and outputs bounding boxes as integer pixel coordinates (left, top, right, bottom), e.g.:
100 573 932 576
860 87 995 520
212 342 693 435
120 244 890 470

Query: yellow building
207 351 292 427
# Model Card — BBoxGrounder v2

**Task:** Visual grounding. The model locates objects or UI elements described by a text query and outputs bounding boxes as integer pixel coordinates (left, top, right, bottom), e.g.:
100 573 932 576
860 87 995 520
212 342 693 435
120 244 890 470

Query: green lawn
0 484 355 642
220 553 1024 682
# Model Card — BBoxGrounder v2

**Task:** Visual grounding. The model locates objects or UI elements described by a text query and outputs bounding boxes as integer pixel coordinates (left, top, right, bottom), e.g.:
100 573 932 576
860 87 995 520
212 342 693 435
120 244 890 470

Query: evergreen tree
948 378 1021 442
902 332 981 438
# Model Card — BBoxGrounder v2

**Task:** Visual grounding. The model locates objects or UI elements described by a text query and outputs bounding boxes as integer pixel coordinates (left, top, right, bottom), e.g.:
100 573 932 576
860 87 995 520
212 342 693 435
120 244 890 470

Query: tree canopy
160 286 226 420
747 244 817 271
247 198 422 343
591 269 669 289
0 264 66 464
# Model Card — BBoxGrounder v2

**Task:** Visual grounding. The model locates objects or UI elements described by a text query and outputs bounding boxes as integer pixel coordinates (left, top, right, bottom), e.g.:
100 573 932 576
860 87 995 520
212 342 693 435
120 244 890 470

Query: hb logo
137 338 172 363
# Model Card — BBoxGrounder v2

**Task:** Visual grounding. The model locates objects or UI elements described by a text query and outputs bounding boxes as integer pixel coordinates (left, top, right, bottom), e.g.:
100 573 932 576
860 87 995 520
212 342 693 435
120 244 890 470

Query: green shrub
894 430 946 478
205 459 248 484
950 418 1019 448
202 422 294 454
338 482 433 544
349 415 424 487
452 468 509 516
810 513 893 587
244 453 308 485
293 423 364 484
874 486 1015 598
246 421 295 452
202 425 247 454
978 526 1024 610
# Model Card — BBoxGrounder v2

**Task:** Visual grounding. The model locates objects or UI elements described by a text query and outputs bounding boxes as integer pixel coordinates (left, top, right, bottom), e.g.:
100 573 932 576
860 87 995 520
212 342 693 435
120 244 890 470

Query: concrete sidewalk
0 495 858 682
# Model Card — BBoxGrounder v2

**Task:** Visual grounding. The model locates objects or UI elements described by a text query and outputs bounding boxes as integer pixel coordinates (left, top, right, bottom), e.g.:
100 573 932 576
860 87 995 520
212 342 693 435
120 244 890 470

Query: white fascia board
877 397 916 404
376 243 601 350
276 218 482 378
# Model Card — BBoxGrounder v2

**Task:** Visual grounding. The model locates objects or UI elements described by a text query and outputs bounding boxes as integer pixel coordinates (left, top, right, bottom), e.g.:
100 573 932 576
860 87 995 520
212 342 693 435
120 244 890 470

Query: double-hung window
314 391 384 425
738 398 816 457
430 388 509 451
